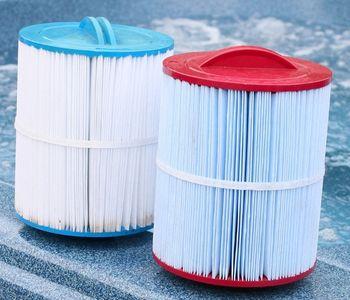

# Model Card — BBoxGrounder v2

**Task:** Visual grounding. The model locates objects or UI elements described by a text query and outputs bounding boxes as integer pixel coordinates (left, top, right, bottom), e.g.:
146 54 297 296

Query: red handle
200 46 297 70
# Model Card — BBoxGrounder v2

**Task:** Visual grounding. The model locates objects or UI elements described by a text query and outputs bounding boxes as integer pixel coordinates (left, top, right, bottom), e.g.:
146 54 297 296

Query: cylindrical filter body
15 17 173 237
153 46 332 286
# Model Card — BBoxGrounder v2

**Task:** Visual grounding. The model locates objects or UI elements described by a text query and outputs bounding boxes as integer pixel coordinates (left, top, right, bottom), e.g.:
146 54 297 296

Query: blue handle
79 16 116 46
97 17 117 45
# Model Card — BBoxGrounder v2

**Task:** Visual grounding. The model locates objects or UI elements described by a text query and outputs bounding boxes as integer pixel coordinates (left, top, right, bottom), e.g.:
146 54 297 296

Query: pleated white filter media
153 46 332 287
15 17 174 236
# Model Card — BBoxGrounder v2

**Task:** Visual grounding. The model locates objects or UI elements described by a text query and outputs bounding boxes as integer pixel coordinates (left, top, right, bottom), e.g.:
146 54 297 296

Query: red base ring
153 252 315 288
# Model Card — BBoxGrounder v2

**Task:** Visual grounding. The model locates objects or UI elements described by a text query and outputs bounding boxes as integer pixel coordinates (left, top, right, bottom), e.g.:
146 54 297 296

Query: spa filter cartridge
153 46 332 286
15 17 173 237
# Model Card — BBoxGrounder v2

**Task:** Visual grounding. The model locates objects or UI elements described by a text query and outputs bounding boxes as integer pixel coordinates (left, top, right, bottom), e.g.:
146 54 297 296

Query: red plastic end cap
163 45 332 92
153 252 316 288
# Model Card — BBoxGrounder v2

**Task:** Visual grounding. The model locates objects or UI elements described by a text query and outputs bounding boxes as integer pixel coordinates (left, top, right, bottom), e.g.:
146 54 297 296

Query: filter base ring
17 213 153 238
153 253 315 288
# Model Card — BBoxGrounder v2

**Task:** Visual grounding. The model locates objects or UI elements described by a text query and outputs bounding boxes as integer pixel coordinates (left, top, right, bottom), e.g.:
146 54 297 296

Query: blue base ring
16 213 153 238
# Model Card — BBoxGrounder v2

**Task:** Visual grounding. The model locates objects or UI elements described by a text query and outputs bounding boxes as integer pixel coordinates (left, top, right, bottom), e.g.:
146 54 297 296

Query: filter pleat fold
153 76 331 281
15 41 172 234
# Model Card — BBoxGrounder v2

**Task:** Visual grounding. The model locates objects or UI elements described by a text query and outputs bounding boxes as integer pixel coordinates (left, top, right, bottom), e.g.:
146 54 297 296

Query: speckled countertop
0 0 349 298
0 183 349 299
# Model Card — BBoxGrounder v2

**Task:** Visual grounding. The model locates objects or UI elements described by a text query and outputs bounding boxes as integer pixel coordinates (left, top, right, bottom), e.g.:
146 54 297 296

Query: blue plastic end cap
19 16 174 57
16 213 153 238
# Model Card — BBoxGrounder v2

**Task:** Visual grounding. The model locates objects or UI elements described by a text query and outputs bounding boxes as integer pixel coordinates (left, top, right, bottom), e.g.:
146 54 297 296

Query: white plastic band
156 159 324 191
15 119 157 149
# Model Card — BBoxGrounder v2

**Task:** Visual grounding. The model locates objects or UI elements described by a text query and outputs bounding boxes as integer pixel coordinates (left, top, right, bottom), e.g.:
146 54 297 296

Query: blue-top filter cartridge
15 17 173 237
153 46 332 287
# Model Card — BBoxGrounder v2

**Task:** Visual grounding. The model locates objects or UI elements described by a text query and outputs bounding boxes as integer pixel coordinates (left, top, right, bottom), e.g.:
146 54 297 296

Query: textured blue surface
0 183 350 299
0 0 349 298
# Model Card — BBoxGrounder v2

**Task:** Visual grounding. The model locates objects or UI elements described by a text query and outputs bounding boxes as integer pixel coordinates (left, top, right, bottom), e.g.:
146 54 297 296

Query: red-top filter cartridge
153 46 332 287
